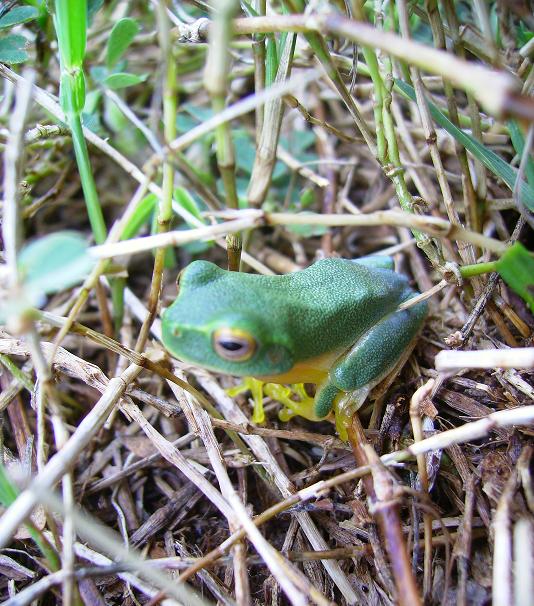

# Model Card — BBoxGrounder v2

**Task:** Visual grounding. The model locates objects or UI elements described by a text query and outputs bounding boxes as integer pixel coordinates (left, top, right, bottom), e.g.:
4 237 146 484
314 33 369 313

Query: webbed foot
264 383 326 422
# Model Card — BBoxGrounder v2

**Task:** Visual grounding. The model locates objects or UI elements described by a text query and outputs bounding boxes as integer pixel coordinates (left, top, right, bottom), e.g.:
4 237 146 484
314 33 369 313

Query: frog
161 256 427 435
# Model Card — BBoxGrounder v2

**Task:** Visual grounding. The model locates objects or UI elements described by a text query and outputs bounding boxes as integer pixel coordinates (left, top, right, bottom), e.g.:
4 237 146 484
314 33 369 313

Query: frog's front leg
228 379 324 424
227 377 266 423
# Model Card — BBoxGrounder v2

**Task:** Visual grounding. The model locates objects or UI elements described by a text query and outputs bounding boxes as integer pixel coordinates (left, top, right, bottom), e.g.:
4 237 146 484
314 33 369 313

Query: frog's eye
213 328 256 362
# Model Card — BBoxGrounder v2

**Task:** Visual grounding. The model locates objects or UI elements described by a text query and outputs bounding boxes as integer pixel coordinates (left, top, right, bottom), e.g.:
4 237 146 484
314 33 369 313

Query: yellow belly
258 349 342 385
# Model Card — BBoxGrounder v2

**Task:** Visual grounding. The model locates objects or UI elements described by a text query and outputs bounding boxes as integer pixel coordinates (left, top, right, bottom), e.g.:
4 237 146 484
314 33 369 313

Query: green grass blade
120 194 158 241
104 72 146 90
69 114 107 244
0 464 61 570
265 35 278 87
507 120 534 188
54 0 86 69
395 79 534 210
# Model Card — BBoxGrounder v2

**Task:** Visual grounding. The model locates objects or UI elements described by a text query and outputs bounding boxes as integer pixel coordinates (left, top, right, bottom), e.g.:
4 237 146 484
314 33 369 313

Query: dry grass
0 2 533 606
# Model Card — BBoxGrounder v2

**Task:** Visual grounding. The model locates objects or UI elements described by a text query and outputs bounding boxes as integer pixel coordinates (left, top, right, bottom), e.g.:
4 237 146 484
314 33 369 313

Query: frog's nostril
172 327 181 337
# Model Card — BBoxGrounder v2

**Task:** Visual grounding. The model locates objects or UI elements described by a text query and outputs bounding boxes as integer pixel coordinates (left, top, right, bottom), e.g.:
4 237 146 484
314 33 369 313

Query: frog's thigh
331 303 426 392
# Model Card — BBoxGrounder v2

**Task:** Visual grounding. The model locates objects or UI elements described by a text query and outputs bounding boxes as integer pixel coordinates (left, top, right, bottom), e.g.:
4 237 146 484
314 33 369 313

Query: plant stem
285 0 377 153
460 261 499 278
347 415 422 606
252 0 267 142
352 0 442 267
68 113 107 245
204 0 241 270
247 31 296 209
218 12 521 118
135 0 177 351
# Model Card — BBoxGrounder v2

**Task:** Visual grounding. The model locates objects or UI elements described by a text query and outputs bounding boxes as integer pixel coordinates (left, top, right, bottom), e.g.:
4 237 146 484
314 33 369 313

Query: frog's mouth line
258 349 340 384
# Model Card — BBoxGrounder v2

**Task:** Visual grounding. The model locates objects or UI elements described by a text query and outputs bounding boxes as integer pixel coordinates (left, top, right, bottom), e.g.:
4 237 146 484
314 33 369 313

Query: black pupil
220 340 244 352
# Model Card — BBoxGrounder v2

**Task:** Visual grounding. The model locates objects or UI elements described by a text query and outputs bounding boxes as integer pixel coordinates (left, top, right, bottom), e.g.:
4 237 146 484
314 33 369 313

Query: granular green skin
161 258 427 382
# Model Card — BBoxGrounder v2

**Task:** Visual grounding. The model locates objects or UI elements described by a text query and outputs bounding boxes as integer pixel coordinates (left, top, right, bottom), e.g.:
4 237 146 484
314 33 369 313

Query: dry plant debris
0 2 533 606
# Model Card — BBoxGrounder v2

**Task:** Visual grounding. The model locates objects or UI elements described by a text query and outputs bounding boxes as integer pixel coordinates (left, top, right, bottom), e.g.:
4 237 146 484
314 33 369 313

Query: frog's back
276 257 419 360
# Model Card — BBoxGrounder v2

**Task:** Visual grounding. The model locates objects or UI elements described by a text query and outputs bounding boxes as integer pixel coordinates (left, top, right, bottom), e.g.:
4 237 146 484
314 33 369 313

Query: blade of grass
395 79 534 210
508 120 534 187
0 464 61 571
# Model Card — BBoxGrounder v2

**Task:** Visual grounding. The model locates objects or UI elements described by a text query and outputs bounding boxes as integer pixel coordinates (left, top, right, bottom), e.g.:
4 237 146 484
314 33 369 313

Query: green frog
161 257 427 434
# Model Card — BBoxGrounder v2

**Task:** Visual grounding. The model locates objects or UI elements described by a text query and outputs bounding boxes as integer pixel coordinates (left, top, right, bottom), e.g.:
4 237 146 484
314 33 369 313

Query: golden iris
213 328 256 361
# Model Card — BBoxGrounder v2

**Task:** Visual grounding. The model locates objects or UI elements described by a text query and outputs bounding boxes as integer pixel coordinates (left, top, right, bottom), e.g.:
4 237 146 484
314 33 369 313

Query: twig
347 415 421 606
435 347 534 371
226 13 521 117
0 364 143 549
134 0 179 351
247 29 296 207
2 70 33 283
88 209 507 259
410 380 435 599
168 404 534 579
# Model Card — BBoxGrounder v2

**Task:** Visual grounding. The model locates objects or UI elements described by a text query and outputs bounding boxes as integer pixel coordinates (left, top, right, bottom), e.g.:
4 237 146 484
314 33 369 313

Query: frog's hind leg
330 301 427 392
350 255 394 270
314 382 341 418
315 381 372 440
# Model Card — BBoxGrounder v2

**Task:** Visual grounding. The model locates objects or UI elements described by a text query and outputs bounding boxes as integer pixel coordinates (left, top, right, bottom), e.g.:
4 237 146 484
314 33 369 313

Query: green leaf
103 72 145 89
106 17 139 68
234 131 257 175
81 110 103 135
395 79 534 211
496 243 534 313
90 65 108 83
0 6 38 29
18 232 96 299
286 223 329 237
182 103 214 123
280 131 316 155
0 34 28 63
300 188 316 208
